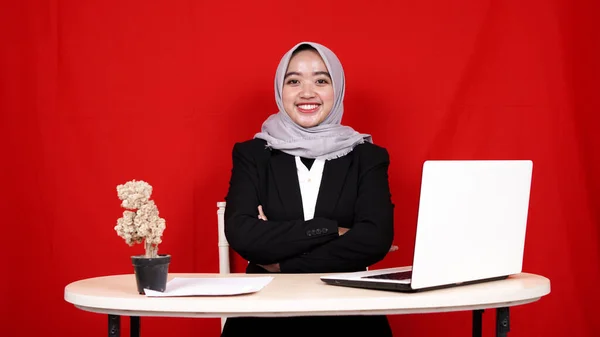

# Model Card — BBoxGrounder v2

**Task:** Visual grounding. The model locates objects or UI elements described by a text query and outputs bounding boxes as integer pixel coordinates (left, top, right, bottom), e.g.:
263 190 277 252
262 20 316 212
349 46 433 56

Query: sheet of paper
143 277 274 297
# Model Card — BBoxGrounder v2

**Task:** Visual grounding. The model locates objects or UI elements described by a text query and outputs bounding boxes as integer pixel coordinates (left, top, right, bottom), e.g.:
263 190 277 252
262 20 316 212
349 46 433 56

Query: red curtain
1 0 598 336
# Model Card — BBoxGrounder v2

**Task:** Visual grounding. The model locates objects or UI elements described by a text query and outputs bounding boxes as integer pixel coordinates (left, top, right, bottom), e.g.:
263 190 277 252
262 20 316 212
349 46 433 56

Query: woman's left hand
258 205 268 221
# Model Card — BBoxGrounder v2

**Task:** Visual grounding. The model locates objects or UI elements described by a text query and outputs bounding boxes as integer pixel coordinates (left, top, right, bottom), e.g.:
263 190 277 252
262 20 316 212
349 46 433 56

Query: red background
1 0 599 336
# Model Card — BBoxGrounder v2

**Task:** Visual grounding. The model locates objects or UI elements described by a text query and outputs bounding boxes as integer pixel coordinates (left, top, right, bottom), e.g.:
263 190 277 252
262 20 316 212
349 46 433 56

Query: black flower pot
131 254 171 294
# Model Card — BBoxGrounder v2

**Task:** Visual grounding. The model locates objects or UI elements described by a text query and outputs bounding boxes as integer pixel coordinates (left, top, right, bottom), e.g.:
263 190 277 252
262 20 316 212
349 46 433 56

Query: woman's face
282 49 334 128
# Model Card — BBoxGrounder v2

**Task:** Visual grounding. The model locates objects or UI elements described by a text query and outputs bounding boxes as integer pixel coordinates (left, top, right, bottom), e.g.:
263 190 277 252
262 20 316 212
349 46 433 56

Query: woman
222 41 395 336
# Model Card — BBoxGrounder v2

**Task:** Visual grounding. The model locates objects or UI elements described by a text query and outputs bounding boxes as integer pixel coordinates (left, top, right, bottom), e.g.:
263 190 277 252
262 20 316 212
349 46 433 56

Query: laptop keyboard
362 270 412 280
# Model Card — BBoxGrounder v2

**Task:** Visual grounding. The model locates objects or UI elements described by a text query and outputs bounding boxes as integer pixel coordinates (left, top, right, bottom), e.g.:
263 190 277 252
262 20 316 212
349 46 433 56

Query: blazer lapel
269 151 304 219
314 154 352 218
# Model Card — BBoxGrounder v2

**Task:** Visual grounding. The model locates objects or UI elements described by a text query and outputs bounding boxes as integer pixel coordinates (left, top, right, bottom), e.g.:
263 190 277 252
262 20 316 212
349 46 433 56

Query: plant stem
145 240 152 258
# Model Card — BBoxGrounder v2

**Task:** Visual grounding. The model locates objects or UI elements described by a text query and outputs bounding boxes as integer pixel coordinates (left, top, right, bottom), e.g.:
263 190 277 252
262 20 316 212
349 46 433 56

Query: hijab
254 41 372 160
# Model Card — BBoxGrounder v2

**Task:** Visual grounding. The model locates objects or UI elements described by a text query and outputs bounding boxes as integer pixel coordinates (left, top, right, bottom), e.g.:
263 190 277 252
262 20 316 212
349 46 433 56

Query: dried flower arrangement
114 180 166 258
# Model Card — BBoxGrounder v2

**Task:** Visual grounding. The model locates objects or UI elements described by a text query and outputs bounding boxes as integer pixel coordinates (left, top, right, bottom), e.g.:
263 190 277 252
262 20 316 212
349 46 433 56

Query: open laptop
321 160 533 292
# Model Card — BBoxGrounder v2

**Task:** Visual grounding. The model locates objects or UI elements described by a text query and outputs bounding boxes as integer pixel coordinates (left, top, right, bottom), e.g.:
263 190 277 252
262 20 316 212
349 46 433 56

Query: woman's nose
299 83 316 98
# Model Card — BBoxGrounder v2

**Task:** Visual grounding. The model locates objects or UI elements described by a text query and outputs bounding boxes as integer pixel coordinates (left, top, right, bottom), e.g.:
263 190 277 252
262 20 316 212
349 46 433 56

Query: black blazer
224 139 394 273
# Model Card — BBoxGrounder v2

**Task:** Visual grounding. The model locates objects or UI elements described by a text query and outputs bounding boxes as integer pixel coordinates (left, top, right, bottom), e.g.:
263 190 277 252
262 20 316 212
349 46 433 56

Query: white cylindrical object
217 202 229 274
217 201 229 330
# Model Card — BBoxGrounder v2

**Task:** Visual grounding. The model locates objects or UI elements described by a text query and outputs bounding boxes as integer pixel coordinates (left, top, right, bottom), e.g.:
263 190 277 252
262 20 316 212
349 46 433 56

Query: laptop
320 160 533 292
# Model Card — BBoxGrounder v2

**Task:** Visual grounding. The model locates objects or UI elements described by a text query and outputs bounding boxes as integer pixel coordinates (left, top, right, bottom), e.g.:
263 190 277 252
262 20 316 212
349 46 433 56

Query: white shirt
295 156 325 221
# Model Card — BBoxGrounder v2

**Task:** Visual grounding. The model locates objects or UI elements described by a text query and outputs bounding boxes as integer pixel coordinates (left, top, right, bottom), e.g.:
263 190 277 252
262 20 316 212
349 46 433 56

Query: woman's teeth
297 104 319 112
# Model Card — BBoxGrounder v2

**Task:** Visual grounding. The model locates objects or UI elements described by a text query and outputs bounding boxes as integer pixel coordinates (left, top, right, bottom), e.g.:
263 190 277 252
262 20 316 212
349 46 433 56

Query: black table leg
472 309 483 337
473 307 510 337
496 307 510 337
130 316 140 337
108 315 120 337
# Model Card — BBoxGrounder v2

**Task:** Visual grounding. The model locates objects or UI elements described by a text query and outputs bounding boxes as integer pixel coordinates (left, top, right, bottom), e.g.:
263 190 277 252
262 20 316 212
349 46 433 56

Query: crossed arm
224 142 396 273
255 205 350 272
256 206 396 273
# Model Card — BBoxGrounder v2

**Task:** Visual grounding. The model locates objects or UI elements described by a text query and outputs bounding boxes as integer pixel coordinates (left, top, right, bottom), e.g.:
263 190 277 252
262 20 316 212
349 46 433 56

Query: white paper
143 277 274 297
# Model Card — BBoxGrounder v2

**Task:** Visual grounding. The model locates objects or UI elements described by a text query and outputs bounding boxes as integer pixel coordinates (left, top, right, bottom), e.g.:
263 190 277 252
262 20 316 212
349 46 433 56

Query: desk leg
472 309 483 337
496 307 510 337
108 315 120 337
130 316 140 337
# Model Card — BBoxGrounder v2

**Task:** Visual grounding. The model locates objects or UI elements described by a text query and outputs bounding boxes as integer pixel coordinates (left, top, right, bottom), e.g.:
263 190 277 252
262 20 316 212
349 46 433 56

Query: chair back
217 201 230 274
216 201 229 331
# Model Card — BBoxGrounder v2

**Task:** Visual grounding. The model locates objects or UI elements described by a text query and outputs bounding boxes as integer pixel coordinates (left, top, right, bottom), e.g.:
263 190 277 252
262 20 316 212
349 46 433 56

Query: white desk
64 272 550 337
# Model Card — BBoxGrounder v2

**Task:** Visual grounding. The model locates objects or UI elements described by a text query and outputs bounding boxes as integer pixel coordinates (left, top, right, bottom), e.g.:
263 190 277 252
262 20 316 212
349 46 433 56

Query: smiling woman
221 42 396 336
281 45 335 128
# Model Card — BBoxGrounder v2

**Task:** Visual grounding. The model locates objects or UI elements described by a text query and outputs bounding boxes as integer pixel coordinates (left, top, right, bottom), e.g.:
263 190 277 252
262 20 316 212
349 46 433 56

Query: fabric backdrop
1 0 598 336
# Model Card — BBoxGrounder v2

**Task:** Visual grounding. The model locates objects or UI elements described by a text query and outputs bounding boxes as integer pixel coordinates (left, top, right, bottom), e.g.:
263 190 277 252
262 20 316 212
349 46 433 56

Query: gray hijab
254 41 372 160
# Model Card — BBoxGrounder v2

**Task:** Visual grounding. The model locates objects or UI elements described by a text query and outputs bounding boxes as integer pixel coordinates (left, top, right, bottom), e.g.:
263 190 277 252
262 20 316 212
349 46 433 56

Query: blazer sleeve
224 142 339 265
279 146 395 273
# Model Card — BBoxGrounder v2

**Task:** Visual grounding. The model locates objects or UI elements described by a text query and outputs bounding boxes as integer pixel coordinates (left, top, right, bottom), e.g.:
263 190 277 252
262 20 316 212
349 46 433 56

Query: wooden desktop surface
64 272 550 318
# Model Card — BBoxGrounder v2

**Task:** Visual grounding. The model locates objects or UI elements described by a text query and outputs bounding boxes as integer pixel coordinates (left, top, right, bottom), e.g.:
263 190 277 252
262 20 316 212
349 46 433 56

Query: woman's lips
296 103 321 113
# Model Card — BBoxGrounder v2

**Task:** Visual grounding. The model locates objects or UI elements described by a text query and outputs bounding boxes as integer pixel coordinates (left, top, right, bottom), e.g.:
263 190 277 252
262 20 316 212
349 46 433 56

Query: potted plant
114 180 169 294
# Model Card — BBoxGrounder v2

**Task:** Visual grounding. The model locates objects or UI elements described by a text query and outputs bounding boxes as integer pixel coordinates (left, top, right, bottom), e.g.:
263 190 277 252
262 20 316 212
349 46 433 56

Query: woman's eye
286 79 299 85
316 79 329 85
